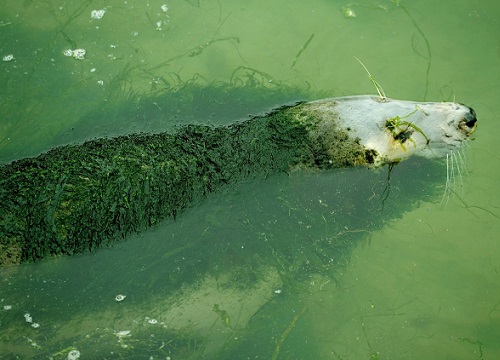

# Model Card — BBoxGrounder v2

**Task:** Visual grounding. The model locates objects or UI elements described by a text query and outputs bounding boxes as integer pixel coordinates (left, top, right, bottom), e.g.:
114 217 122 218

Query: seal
0 95 477 265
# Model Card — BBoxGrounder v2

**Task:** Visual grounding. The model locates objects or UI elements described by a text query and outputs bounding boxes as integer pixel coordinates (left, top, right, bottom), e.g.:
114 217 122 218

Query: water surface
1 0 499 358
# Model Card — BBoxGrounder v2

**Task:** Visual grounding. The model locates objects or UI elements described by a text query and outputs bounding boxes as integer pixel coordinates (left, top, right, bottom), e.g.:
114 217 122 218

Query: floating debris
3 305 12 310
27 338 41 349
342 6 356 18
31 322 40 329
147 318 158 325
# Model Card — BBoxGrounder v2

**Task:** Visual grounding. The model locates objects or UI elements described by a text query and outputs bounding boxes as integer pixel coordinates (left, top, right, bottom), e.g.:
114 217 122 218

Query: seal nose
464 107 477 129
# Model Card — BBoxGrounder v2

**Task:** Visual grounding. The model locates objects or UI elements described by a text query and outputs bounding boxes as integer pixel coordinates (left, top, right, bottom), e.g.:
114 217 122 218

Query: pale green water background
1 0 499 359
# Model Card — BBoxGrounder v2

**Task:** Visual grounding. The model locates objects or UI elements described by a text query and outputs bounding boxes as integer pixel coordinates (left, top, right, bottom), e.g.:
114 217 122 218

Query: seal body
0 95 477 265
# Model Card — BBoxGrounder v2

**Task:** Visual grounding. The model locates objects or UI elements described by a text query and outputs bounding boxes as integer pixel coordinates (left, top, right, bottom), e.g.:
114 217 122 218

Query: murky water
1 0 499 358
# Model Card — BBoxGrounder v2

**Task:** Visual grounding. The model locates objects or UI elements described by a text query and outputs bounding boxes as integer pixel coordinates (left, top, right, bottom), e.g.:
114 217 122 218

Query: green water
1 0 499 358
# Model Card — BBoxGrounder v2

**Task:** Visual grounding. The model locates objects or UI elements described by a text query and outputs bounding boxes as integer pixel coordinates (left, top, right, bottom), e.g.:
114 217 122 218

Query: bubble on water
24 313 33 323
2 54 14 62
63 49 86 60
91 9 106 20
72 49 86 60
67 349 81 360
115 330 131 338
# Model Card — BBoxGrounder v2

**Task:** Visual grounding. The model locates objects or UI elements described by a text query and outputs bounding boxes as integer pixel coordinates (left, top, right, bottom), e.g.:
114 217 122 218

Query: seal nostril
465 107 477 128
465 118 477 128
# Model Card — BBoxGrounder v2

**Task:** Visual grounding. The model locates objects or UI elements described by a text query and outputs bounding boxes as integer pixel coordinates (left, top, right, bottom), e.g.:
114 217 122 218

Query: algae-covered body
0 96 477 266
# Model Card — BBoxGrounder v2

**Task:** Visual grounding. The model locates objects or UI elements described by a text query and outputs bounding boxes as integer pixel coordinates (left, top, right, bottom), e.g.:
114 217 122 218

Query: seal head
301 95 477 166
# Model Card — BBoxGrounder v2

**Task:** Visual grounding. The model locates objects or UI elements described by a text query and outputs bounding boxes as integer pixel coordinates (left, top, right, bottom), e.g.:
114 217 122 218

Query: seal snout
459 106 477 134
465 107 477 128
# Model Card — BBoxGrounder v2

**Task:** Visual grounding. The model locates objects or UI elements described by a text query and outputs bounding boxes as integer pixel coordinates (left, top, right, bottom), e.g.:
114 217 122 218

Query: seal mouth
460 106 478 135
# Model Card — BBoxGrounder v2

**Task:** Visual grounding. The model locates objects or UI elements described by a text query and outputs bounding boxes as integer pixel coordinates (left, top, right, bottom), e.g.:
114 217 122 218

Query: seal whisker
441 148 469 205
441 153 452 205
456 148 468 173
451 151 457 194
452 150 464 196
